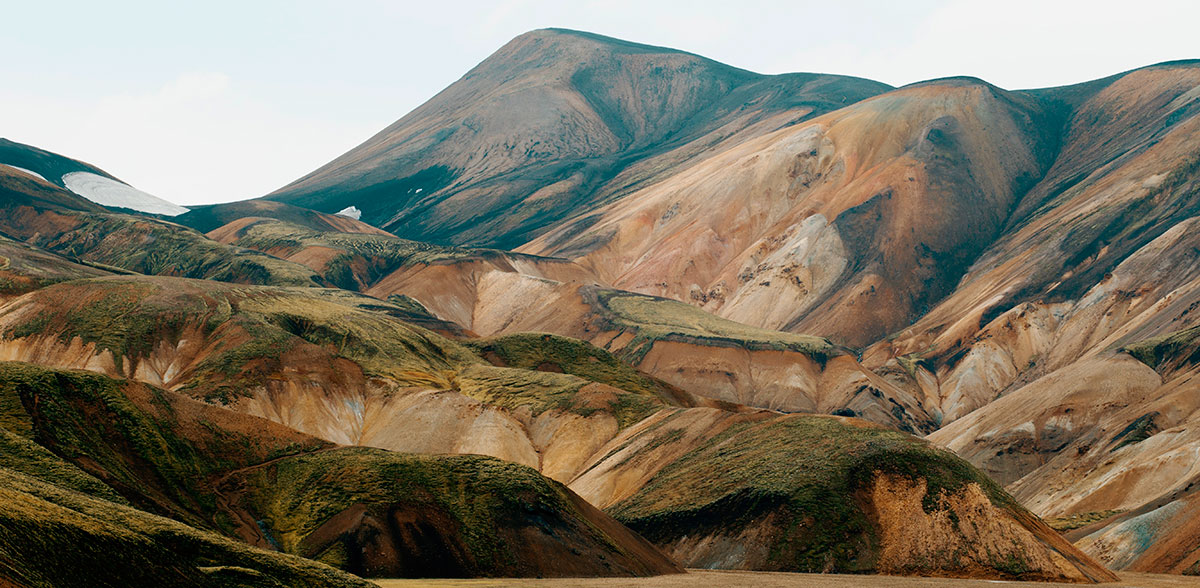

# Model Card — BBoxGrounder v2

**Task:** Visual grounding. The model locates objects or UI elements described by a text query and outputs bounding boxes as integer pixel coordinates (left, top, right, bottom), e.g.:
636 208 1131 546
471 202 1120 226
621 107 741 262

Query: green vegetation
0 427 125 503
896 353 930 380
235 447 670 578
586 287 835 364
0 360 669 580
241 448 564 557
2 209 323 288
1123 324 1200 372
223 219 489 290
1111 413 1161 451
0 236 111 297
454 363 661 429
610 414 1020 573
0 466 374 588
0 362 330 528
465 332 676 426
2 278 666 426
1045 509 1125 532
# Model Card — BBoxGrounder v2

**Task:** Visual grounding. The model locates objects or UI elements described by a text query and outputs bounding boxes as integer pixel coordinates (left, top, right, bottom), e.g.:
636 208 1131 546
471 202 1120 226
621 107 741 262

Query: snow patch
335 205 362 220
1 164 48 182
61 172 188 216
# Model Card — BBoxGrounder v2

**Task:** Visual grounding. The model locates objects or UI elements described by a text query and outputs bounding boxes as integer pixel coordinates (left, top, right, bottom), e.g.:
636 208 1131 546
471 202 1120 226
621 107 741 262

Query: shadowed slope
0 362 680 580
177 199 393 236
0 233 113 299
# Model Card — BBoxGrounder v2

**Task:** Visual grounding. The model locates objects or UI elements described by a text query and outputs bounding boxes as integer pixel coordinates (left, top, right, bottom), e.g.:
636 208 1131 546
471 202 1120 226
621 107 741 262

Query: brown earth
375 570 1192 588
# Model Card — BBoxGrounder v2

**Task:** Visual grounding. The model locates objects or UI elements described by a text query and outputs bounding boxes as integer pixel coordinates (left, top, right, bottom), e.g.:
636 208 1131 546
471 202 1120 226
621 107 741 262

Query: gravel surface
375 570 1198 588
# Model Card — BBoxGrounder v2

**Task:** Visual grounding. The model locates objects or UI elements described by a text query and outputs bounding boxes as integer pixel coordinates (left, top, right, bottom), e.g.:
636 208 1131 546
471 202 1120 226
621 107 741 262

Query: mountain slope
176 199 393 236
0 138 187 216
265 28 891 248
523 77 1060 347
0 361 682 579
571 409 1115 581
0 181 324 288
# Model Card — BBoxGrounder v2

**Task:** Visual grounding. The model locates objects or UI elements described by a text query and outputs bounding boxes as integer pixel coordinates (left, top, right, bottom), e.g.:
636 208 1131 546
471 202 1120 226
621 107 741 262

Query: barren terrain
376 570 1198 588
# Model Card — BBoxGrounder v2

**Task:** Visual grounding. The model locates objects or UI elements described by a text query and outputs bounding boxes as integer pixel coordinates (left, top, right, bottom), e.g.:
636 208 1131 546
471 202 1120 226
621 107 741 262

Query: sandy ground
374 570 1200 588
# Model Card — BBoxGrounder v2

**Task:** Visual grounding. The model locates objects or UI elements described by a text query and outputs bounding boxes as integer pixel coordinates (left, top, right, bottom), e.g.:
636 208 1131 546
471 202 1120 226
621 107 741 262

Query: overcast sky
2 0 1197 205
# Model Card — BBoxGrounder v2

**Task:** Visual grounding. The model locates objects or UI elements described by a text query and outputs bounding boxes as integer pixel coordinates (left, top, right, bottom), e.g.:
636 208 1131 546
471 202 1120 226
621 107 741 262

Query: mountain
0 272 1109 580
0 165 324 287
254 30 1200 578
4 28 1199 584
0 138 188 216
0 361 680 580
582 410 1115 581
175 199 393 236
264 28 891 248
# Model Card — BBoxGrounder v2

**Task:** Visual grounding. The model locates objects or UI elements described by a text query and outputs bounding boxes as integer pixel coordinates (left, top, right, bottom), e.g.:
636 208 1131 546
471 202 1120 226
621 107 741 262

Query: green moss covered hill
0 362 373 588
0 362 680 581
592 410 1115 582
0 174 323 288
583 286 837 365
228 447 679 578
0 275 670 425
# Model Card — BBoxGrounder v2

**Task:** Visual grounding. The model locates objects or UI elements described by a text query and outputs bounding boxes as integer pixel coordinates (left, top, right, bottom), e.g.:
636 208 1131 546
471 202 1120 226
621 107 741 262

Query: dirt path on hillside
374 569 1199 588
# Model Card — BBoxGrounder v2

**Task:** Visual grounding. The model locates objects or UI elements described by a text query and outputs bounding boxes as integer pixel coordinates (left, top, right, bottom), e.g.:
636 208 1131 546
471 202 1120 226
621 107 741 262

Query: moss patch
0 466 373 588
584 287 835 364
1123 324 1200 373
0 362 329 528
1045 509 1126 532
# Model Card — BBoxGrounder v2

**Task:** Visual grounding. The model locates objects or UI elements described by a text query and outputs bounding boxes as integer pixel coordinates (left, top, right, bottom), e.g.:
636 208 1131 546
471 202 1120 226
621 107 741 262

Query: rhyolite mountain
2 26 1199 585
264 28 891 248
257 28 1200 577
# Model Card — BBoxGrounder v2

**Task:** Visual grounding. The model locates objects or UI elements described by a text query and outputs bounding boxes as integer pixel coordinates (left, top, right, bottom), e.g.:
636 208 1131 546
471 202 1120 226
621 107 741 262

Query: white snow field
1 164 48 182
336 205 362 220
61 172 189 216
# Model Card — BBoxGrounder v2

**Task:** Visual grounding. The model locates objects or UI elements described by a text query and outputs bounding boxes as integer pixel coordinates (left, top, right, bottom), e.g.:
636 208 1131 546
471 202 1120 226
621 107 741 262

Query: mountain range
1 27 1198 585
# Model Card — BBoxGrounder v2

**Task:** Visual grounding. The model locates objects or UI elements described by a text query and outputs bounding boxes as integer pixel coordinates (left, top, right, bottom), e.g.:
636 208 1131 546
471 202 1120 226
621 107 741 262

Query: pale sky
1 0 1197 205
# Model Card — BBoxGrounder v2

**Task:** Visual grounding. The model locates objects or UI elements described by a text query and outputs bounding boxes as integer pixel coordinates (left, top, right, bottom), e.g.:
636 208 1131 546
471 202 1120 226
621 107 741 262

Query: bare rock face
867 475 1105 581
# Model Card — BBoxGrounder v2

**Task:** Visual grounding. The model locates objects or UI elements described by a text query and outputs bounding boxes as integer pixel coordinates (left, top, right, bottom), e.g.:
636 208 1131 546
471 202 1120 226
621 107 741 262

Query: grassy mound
583 286 836 364
0 277 669 424
0 235 112 297
175 200 387 235
1123 324 1200 373
212 218 477 290
0 362 331 529
606 413 1045 575
0 205 322 288
0 466 374 588
230 447 680 578
466 332 695 416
